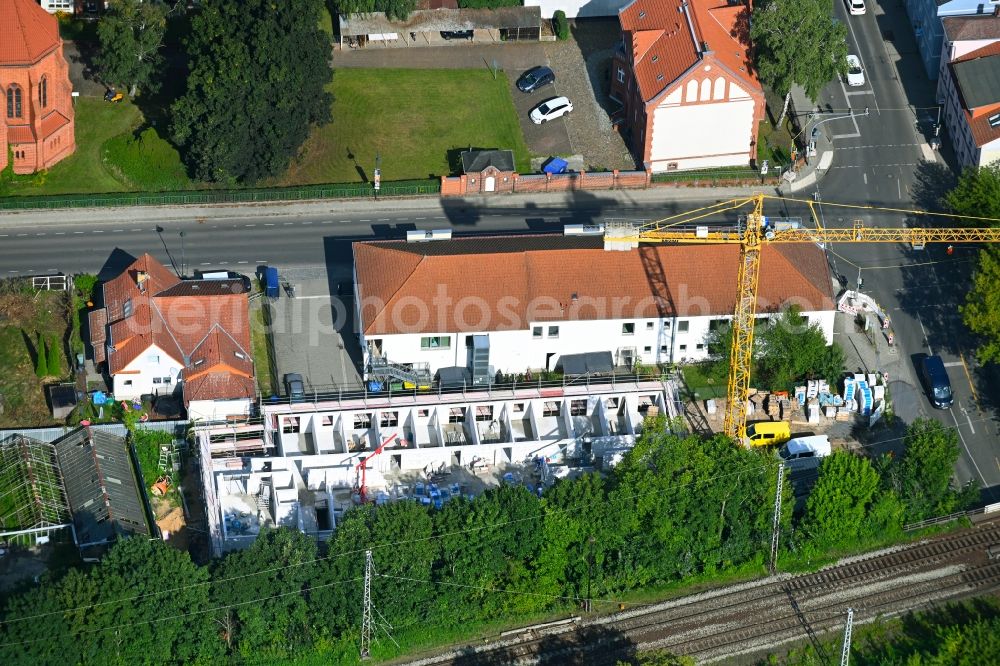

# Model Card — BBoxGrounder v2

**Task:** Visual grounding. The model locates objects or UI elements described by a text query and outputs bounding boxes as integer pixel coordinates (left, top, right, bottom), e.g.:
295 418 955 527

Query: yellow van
745 421 791 447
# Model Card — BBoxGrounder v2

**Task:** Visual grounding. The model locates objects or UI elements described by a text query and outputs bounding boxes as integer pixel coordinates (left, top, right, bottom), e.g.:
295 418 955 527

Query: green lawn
278 68 532 185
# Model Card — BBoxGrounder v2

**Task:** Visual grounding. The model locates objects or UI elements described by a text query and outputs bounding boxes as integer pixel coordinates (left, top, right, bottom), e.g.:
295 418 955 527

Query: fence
0 181 440 211
903 501 1000 531
0 419 188 444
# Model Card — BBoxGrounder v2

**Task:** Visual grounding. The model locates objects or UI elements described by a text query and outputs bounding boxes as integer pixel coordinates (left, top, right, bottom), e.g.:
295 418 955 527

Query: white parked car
846 55 865 87
530 96 573 124
847 0 866 14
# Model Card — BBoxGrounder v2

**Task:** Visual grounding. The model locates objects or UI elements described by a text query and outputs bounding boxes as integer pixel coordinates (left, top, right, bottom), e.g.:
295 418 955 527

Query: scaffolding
0 435 72 546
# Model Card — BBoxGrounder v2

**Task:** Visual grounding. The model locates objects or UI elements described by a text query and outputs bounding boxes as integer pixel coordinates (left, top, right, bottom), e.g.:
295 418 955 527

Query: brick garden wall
441 169 653 196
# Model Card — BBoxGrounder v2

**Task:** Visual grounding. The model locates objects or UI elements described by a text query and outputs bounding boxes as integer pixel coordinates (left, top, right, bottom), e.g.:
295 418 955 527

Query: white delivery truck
777 435 831 471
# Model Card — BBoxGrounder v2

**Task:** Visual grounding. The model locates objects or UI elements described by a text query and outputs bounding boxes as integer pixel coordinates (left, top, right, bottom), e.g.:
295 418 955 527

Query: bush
553 10 569 40
34 333 48 378
47 336 61 377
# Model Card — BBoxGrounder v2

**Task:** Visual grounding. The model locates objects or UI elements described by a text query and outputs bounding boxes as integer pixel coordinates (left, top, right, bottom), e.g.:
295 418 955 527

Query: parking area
507 69 574 157
263 267 363 397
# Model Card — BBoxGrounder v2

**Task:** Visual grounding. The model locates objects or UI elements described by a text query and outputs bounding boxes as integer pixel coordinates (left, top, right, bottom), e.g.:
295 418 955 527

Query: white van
778 435 831 471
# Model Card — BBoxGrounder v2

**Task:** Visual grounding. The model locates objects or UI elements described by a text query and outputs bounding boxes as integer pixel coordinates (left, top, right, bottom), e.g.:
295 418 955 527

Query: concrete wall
188 398 253 422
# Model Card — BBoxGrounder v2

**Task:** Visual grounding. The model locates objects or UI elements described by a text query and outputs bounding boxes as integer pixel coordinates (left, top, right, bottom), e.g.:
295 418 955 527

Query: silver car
846 55 865 87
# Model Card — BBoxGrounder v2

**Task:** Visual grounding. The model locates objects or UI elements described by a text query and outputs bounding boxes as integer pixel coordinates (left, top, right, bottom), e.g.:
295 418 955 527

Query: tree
803 452 882 548
34 333 48 377
892 419 973 522
46 336 61 376
750 0 848 127
96 0 168 97
961 246 1000 364
171 0 333 184
335 0 417 19
945 162 1000 221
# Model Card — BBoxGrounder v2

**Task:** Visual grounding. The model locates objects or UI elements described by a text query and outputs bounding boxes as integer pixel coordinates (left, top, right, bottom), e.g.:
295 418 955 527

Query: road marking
264 223 275 226
916 311 932 355
322 220 334 224
831 131 862 140
360 219 371 222
434 216 446 219
237 261 249 264
378 218 390 221
302 221 313 225
200 262 211 266
959 351 979 406
845 90 873 96
113 229 124 232
92 230 103 233
964 408 976 434
35 233 45 236
863 173 868 185
130 228 142 232
246 224 256 228
73 231 84 234
949 408 988 486
897 175 902 199
943 361 963 367
55 232 65 235
16 234 27 237
415 217 426 220
283 222 293 226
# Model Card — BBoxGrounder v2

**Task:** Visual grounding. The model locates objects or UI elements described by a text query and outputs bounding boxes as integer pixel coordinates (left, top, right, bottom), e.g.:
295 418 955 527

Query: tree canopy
961 246 1000 364
171 0 333 184
705 306 845 392
945 162 1000 222
889 418 976 522
334 0 417 20
96 0 168 97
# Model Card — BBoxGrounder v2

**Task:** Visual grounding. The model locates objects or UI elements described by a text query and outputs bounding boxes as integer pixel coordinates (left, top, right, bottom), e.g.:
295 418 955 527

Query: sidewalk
0 186 779 229
778 85 835 196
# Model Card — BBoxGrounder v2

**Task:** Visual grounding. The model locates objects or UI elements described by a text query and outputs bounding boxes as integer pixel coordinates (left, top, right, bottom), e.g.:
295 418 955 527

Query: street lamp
373 153 382 199
179 231 186 279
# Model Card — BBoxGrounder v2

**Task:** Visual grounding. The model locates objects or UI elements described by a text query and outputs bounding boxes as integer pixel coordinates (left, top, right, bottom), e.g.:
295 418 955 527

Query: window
234 351 246 360
162 376 172 384
448 407 464 423
532 326 543 338
548 326 559 338
193 358 205 367
513 402 525 413
696 343 704 350
147 353 160 364
543 401 560 417
677 321 689 332
617 68 625 84
643 346 652 353
570 399 587 415
123 380 133 386
283 417 300 434
420 336 450 350
709 319 728 331
152 377 162 384
475 406 493 422
417 408 429 417
622 322 635 335
679 344 687 352
353 414 372 429
646 322 654 330
380 411 398 427
465 335 474 348
6 85 22 118
39 76 47 109
123 299 133 317
660 345 668 354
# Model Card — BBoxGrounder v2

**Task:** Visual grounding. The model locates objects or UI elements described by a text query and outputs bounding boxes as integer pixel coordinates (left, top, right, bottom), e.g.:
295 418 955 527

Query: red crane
354 435 397 503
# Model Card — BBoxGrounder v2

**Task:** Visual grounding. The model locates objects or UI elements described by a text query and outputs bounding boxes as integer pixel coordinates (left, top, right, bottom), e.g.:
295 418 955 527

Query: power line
1 413 984 632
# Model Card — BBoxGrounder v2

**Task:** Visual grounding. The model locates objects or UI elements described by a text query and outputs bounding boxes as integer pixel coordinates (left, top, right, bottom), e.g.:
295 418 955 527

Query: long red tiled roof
968 102 1000 148
6 126 34 144
91 253 253 403
39 112 70 139
0 0 60 65
619 0 757 103
354 236 834 336
182 327 256 404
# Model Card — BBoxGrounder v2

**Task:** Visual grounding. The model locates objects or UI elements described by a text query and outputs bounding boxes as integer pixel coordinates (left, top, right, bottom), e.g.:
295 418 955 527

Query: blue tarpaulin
542 157 568 174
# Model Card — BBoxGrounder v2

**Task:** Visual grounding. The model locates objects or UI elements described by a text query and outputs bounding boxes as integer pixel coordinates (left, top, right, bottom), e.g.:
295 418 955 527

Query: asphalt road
802 0 1000 499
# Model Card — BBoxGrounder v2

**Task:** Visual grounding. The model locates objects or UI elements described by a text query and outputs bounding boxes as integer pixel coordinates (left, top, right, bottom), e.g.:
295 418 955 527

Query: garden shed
338 7 542 48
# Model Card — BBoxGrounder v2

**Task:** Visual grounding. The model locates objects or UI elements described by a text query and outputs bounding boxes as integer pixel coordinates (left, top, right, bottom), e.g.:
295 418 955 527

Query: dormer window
234 351 246 360
652 55 659 63
656 74 665 82
193 358 205 367
990 113 1000 128
639 10 646 18
123 299 132 317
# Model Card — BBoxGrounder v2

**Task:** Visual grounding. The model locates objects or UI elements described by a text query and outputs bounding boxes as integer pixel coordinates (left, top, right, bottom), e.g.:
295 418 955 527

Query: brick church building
1 0 76 174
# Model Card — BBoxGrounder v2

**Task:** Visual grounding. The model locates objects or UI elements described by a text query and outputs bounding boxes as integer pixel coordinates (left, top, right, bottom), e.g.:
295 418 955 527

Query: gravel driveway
543 19 636 171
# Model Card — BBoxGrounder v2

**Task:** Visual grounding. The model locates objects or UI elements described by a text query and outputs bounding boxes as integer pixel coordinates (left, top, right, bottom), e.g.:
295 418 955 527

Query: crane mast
605 193 1000 443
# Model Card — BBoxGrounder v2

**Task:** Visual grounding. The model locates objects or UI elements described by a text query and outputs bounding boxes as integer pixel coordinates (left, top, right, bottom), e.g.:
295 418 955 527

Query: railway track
402 518 1000 665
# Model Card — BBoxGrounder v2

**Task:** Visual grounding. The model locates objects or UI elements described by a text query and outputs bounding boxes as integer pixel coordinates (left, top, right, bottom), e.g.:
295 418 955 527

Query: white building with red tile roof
608 0 764 173
88 254 255 420
352 235 835 382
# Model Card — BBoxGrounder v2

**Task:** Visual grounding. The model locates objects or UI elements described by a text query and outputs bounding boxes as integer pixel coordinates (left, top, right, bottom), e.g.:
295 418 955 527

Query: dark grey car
283 373 305 402
517 66 555 93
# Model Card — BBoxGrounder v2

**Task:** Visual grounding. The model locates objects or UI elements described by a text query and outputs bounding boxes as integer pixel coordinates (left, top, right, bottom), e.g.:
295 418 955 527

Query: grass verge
250 299 276 397
278 68 532 185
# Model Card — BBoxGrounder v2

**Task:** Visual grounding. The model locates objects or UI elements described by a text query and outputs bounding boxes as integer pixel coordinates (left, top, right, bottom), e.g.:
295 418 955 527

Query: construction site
197 377 680 556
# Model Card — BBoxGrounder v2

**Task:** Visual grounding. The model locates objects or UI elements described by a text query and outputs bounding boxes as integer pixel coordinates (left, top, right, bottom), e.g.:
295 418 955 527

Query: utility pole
360 549 373 660
840 607 854 666
769 464 785 574
179 231 186 279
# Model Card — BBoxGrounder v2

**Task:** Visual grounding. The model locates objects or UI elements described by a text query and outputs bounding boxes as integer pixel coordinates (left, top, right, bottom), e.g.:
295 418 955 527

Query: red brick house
0 0 76 175
609 0 764 172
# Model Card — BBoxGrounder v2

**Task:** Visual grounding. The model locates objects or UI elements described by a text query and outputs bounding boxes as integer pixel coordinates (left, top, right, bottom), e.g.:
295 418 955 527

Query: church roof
0 0 61 65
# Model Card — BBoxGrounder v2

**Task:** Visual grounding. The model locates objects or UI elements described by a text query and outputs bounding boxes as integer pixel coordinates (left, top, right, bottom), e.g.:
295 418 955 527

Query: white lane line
16 234 27 237
415 217 426 220
264 223 275 226
55 232 65 235
378 218 390 221
237 260 249 264
360 219 371 222
130 228 142 232
943 361 964 367
302 221 313 225
322 220 334 224
113 229 124 232
0 234 7 237
965 409 976 435
831 132 862 140
434 216 446 219
917 311 932 355
200 262 211 266
863 173 868 185
246 224 256 228
897 176 901 199
73 231 84 234
92 230 104 233
283 222 293 226
35 233 46 236
950 408 987 485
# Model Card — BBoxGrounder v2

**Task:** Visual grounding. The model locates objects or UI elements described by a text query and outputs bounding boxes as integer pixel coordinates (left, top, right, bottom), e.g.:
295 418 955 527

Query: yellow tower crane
603 193 1000 443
